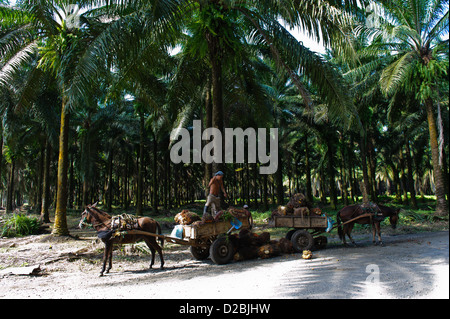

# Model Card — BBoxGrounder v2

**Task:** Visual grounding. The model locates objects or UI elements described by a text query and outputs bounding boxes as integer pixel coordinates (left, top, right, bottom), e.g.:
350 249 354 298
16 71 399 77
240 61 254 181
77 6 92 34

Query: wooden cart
120 216 252 265
273 215 330 252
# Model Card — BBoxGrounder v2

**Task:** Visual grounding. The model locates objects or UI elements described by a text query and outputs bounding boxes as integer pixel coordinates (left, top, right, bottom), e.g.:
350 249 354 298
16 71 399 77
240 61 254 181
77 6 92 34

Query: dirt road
0 231 448 299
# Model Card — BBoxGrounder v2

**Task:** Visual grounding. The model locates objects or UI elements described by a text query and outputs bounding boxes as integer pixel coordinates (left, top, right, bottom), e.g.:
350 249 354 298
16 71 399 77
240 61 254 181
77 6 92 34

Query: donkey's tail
157 222 164 248
336 211 343 241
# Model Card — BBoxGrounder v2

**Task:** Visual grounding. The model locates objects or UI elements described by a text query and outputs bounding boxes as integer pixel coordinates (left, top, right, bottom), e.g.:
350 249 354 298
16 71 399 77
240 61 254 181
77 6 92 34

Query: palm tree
361 0 449 214
158 0 360 165
1 1 134 234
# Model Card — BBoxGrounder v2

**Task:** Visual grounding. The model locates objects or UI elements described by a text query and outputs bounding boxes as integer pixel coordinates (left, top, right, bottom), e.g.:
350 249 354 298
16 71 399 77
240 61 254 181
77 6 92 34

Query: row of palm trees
1 0 448 235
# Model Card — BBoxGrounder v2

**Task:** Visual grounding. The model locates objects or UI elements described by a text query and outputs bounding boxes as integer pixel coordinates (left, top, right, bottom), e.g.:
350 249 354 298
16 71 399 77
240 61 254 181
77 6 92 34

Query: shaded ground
0 223 448 299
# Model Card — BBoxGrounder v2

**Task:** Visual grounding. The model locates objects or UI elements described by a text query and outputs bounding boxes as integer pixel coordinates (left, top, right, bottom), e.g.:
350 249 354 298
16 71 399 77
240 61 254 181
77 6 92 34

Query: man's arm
208 176 215 187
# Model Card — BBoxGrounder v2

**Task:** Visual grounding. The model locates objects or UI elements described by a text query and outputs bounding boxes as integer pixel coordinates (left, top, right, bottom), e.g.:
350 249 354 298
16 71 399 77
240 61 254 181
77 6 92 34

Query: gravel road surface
0 231 448 299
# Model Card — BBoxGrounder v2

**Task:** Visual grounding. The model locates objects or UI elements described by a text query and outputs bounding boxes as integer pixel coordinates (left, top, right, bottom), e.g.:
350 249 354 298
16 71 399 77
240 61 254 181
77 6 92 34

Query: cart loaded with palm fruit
168 207 254 264
270 193 334 252
113 193 334 265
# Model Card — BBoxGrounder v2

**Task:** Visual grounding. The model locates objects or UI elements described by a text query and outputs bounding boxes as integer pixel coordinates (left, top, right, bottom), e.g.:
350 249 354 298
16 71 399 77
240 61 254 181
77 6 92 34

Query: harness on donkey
96 213 140 240
359 202 385 222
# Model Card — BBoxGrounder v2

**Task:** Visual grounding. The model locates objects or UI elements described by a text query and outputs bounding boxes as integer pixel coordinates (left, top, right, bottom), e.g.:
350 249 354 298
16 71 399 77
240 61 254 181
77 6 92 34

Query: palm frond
380 50 417 96
0 41 38 87
425 9 449 44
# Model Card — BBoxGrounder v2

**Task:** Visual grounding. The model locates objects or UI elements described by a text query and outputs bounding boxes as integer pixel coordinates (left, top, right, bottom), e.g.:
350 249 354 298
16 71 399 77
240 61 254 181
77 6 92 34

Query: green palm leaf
380 50 417 96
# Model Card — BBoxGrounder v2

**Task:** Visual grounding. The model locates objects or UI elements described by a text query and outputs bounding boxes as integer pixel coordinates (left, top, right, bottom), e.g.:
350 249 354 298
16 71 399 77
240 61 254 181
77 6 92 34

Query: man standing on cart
203 171 227 219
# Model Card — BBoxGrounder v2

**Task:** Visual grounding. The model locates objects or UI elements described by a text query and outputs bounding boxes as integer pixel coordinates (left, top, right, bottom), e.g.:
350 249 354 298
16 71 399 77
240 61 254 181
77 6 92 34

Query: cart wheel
285 229 296 240
209 236 235 265
313 236 328 250
291 230 314 253
190 246 210 260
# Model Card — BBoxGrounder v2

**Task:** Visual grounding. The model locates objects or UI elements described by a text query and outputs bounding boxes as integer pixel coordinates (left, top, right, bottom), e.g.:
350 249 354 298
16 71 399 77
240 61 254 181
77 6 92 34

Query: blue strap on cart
231 217 242 229
326 217 334 233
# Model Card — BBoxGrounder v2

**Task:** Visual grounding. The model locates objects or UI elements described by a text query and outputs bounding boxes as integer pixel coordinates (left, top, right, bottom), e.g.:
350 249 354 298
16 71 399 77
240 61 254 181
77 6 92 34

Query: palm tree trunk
6 159 15 213
68 153 74 209
425 98 448 215
36 143 45 214
167 153 172 209
326 136 337 209
359 130 370 205
319 165 326 203
40 140 51 223
245 163 250 204
106 149 113 214
275 142 284 205
399 149 409 205
163 146 169 209
263 173 268 210
124 153 129 210
340 137 349 206
404 139 417 208
367 139 378 202
253 163 259 207
204 76 212 194
52 103 70 236
349 135 357 203
389 161 402 203
207 32 224 173
136 111 144 216
442 147 449 199
82 180 89 208
152 131 159 214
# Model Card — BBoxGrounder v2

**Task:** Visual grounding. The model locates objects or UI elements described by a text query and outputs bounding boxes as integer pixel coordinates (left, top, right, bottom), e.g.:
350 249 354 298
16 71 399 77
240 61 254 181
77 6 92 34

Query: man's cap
214 171 224 176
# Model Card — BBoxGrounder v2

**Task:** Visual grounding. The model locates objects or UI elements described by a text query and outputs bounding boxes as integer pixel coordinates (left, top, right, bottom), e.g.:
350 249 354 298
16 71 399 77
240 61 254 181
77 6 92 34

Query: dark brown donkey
336 204 399 247
79 204 164 276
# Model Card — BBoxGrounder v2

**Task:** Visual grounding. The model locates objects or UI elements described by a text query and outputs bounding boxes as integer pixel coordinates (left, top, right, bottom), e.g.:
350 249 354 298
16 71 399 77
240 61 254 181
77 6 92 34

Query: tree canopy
0 0 448 234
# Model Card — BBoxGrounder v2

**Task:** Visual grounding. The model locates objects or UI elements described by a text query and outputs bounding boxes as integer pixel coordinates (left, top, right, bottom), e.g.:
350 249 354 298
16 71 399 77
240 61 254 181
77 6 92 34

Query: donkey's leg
341 224 349 246
155 240 164 269
372 224 377 245
144 238 156 269
106 242 113 273
376 223 384 246
100 242 110 276
346 223 357 246
146 237 165 269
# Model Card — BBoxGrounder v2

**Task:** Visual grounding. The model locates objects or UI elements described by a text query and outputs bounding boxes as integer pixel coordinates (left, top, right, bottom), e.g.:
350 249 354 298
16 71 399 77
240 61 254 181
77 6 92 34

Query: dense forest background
0 0 448 235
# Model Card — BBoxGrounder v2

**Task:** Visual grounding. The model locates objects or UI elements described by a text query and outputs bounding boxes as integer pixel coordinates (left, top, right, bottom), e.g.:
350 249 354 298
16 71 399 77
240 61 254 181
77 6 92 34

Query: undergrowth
1 214 41 237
